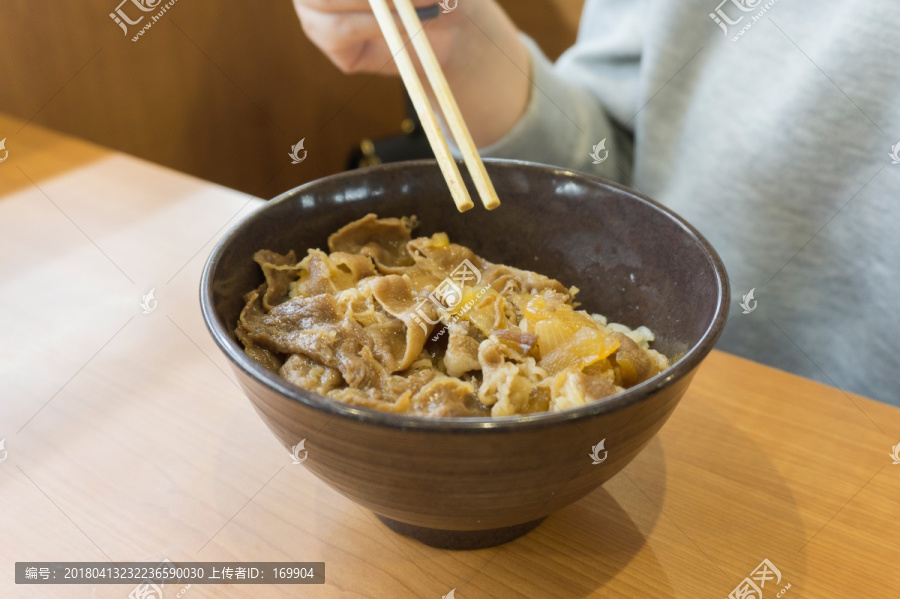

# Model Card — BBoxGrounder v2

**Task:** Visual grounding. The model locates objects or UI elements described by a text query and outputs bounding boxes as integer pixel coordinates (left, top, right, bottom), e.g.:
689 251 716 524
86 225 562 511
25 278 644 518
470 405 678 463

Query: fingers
293 5 381 72
295 6 383 47
292 0 461 74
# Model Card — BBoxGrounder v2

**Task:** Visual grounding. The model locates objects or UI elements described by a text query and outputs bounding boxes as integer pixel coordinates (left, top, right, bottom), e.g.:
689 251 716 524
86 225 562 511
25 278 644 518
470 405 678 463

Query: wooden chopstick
367 0 474 212
392 0 501 210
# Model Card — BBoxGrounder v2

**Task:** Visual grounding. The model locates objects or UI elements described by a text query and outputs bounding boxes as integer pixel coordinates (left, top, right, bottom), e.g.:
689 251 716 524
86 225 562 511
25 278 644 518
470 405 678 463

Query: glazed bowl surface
200 159 729 547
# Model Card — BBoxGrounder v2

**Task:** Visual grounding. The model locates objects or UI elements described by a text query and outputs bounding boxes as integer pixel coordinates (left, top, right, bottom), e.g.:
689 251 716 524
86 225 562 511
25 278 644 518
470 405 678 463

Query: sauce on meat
236 214 669 417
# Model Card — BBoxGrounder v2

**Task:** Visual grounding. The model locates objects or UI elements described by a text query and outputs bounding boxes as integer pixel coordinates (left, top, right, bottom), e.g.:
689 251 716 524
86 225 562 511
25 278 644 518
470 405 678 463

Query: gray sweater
478 0 899 404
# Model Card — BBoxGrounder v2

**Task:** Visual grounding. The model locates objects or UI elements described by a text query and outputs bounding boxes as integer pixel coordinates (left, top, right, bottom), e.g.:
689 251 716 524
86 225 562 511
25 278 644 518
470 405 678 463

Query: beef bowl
200 159 729 549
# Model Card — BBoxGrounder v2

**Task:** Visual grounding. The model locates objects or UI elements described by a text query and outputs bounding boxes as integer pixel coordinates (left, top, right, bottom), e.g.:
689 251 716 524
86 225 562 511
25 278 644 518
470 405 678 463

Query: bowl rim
200 158 730 432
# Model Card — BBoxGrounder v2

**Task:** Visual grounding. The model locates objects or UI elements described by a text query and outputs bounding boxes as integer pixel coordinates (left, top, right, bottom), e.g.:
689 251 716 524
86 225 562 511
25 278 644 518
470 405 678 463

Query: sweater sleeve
470 0 644 185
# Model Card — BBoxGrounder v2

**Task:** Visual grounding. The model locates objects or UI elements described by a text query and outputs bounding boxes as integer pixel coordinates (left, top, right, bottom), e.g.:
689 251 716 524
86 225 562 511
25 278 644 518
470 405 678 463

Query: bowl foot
375 515 546 550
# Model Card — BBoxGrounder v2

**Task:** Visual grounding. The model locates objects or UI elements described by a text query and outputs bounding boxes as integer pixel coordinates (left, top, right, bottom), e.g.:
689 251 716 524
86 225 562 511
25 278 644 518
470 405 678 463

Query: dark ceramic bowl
200 159 729 549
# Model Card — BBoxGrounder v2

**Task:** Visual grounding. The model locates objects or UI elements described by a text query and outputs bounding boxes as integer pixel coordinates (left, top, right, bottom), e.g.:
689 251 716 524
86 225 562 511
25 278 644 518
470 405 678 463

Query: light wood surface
1 114 899 598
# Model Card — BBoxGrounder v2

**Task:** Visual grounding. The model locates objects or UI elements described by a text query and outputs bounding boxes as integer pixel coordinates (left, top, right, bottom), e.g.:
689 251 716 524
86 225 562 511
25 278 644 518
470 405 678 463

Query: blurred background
0 0 584 198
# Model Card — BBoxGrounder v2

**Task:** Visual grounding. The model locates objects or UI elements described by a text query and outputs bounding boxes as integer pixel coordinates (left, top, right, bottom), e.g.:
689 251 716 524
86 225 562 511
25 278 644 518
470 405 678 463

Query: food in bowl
235 214 670 418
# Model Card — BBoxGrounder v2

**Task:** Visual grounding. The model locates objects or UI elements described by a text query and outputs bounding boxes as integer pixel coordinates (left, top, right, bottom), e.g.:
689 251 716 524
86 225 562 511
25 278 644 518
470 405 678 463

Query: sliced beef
253 249 300 310
368 274 433 372
444 321 482 377
328 213 416 273
481 264 569 296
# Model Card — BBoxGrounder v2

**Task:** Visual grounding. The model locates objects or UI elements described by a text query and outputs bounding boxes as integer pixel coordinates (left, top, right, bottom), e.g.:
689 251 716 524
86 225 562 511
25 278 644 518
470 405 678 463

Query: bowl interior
205 159 727 422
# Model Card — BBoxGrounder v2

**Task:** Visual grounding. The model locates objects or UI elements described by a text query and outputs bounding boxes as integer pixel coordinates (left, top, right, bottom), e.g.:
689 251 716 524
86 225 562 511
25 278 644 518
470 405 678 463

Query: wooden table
1 114 898 598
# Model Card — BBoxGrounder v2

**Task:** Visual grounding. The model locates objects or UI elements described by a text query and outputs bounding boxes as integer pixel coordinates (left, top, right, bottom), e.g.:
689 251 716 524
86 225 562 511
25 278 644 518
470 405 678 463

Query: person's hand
292 0 532 148
292 0 475 75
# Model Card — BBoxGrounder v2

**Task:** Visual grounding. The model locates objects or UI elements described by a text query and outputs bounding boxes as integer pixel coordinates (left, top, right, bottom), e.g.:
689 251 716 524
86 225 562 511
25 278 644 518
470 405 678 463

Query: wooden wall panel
0 0 583 197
